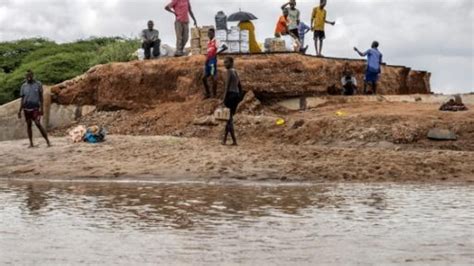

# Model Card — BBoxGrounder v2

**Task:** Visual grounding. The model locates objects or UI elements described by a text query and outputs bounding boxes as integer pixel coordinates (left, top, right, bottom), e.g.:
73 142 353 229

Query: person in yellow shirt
311 0 335 57
238 20 262 53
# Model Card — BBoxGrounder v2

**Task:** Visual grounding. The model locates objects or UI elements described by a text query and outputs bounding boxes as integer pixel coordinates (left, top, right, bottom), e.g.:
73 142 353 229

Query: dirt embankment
7 54 472 183
51 54 430 110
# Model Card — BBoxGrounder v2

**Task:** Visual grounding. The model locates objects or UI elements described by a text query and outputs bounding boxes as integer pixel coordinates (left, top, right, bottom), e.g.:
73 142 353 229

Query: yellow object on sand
335 111 348 117
238 21 262 53
276 118 286 126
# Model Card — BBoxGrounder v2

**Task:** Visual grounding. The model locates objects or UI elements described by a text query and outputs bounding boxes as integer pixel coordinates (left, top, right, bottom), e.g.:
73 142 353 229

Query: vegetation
0 37 140 104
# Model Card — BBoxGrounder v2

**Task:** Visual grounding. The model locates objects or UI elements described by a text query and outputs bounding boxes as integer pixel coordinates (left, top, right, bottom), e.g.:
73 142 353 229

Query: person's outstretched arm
189 2 198 26
281 2 290 10
353 47 367 57
325 19 335 26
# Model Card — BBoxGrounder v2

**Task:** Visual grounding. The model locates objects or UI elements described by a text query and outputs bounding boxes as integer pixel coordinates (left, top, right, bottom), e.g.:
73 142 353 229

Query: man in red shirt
165 0 198 56
202 28 227 98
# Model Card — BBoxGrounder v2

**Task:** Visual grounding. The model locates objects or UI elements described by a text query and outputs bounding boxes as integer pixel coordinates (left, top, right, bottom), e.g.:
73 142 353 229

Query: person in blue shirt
354 41 383 94
297 21 310 54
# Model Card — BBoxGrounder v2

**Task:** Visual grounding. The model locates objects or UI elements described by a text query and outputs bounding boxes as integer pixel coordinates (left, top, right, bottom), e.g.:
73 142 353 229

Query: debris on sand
439 95 468 112
428 128 457 141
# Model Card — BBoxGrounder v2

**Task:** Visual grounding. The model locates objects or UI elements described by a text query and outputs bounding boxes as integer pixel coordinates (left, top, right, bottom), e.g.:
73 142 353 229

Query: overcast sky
0 0 472 94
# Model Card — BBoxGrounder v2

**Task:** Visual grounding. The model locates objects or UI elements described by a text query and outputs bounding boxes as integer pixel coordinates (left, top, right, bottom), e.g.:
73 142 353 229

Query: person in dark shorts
17 70 51 148
141 20 161 59
354 41 383 94
311 0 335 57
222 57 242 146
202 28 227 98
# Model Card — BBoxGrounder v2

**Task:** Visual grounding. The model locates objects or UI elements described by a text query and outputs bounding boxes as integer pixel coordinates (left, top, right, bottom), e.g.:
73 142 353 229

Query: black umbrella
227 11 258 22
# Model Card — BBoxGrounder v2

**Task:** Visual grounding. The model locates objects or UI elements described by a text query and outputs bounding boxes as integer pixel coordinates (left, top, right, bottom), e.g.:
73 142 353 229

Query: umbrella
227 11 258 22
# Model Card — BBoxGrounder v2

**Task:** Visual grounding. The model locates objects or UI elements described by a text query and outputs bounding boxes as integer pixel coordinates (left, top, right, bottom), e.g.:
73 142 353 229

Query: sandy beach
1 133 473 182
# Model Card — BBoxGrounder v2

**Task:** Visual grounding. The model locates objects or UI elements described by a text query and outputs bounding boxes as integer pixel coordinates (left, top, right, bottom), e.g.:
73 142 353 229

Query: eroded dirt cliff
51 54 431 110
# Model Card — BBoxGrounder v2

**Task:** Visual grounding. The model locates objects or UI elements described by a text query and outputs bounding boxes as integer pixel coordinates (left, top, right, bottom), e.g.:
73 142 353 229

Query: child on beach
202 28 227 98
222 57 242 146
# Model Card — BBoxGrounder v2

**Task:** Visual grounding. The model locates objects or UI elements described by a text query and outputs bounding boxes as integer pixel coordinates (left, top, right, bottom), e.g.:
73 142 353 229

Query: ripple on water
0 181 472 265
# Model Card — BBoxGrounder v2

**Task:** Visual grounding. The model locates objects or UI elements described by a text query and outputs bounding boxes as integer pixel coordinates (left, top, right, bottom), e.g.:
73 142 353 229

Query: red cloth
24 109 41 121
207 39 218 59
169 0 190 23
275 16 288 35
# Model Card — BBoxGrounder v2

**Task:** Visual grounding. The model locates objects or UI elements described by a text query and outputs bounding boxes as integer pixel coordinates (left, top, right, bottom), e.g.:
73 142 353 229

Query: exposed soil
50 54 431 110
2 100 473 183
4 55 471 183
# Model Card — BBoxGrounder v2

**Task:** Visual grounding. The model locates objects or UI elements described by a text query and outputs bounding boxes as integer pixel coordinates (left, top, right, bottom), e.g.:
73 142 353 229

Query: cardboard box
228 41 240 53
214 107 230 121
191 39 201 49
240 30 249 42
191 27 200 39
216 29 228 40
240 41 249 53
201 47 208 55
191 48 201 55
200 40 209 48
270 38 286 52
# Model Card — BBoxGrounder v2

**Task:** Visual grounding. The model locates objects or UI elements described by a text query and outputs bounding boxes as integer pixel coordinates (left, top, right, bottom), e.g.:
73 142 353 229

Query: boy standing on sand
165 0 198 57
17 70 51 148
222 57 242 146
202 28 228 98
311 0 335 57
354 41 383 95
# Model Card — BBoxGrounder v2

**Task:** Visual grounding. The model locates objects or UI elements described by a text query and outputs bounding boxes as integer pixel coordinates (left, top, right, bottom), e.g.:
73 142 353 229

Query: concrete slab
277 94 474 111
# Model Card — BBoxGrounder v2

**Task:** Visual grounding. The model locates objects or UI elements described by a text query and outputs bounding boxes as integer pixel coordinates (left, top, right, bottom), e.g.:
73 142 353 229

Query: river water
0 180 472 265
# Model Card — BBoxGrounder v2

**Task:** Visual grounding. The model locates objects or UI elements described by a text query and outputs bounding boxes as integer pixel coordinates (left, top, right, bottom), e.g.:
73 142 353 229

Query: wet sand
1 135 473 182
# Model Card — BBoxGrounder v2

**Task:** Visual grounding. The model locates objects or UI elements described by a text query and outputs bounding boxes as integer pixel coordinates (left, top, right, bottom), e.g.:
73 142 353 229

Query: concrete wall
0 87 95 141
278 94 474 111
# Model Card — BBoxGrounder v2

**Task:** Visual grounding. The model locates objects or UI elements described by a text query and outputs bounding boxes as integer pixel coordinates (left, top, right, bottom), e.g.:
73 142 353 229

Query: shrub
0 37 140 105
91 39 140 65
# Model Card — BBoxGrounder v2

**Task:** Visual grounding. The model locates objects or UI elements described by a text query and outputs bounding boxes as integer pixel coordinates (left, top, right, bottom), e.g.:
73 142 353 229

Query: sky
0 0 473 94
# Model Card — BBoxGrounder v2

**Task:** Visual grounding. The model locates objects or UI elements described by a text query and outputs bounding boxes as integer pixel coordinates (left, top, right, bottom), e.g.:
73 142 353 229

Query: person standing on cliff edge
354 41 383 95
165 0 198 57
18 70 51 148
311 0 335 57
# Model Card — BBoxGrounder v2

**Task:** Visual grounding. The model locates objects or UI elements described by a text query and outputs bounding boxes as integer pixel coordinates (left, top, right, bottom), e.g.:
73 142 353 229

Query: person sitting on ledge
141 20 161 59
341 65 358 96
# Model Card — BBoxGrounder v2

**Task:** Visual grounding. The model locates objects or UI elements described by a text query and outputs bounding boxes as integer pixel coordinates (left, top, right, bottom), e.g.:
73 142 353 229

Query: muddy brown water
0 180 472 265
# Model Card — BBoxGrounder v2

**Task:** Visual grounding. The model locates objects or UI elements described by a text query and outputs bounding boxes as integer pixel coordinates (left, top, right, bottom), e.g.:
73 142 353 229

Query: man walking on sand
354 41 383 95
18 70 51 148
141 20 161 59
165 0 198 57
311 0 335 57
